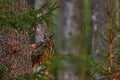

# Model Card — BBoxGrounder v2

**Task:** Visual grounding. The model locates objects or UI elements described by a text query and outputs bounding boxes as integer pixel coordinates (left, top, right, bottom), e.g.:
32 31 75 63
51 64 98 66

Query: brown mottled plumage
31 33 54 67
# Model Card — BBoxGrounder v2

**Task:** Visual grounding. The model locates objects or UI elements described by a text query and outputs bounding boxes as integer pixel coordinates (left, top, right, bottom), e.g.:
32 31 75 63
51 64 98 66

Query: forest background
0 0 120 80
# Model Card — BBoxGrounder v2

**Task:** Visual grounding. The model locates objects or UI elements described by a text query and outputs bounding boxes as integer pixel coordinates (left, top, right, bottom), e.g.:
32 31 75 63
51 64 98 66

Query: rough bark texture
0 0 52 79
0 31 33 78
0 0 33 78
13 0 28 11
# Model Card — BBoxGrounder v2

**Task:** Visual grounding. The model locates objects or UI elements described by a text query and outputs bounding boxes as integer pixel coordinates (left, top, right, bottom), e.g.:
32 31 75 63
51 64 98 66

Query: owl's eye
29 44 36 49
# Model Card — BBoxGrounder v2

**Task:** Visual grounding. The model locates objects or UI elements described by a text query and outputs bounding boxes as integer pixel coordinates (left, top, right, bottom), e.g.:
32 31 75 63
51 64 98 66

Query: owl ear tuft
49 33 54 39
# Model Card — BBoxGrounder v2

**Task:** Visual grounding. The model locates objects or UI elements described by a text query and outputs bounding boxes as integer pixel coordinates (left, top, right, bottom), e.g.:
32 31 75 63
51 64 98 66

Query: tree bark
0 0 33 78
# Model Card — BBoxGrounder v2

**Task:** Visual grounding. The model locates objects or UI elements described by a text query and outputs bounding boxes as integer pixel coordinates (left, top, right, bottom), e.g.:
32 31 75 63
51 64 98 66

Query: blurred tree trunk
91 0 112 58
91 0 104 58
57 0 88 80
116 0 120 64
91 0 116 79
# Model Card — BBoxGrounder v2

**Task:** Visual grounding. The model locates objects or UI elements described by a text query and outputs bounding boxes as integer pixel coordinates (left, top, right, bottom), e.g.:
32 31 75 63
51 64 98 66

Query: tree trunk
0 0 33 78
57 0 87 80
